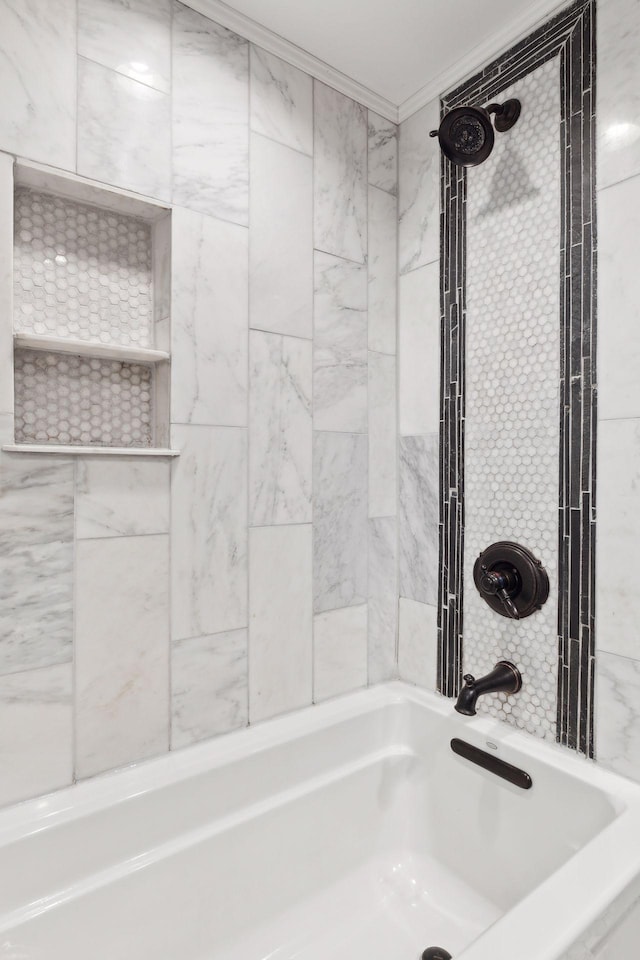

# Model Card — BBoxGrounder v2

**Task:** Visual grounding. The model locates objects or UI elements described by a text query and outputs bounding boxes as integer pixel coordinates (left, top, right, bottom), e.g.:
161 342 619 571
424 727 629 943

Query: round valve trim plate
473 541 549 620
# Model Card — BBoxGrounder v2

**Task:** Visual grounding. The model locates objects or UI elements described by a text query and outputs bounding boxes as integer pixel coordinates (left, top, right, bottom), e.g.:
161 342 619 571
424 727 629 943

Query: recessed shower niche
8 162 173 454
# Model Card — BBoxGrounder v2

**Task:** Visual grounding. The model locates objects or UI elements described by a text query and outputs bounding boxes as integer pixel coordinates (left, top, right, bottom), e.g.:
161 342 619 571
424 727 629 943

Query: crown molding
182 0 399 122
397 0 573 122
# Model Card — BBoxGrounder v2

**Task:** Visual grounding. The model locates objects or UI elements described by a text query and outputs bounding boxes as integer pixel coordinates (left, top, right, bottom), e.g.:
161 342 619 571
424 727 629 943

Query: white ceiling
193 0 567 119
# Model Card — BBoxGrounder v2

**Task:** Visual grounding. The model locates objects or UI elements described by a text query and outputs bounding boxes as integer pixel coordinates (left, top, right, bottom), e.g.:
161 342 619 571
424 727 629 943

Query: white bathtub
1 682 640 960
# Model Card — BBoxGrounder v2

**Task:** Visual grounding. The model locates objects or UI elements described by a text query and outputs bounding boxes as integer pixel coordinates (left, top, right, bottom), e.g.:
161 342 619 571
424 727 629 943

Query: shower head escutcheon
429 99 521 167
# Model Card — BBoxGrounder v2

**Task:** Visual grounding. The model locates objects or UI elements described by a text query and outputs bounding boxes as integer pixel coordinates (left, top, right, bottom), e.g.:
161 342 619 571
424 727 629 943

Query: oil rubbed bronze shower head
429 98 521 167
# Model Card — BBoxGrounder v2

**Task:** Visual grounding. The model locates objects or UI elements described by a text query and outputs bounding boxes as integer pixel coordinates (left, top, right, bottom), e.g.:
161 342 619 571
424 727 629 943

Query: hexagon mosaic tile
13 188 153 347
463 59 561 740
14 350 153 448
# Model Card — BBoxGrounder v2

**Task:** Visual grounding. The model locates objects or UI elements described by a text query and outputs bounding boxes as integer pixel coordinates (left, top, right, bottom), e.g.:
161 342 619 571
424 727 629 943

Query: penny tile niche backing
10 169 171 450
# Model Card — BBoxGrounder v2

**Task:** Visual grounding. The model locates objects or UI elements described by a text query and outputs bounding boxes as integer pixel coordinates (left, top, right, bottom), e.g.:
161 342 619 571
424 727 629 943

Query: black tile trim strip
437 0 597 757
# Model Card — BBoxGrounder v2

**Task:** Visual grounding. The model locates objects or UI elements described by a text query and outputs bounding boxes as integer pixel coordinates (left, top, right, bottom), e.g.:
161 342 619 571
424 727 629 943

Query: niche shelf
6 161 175 456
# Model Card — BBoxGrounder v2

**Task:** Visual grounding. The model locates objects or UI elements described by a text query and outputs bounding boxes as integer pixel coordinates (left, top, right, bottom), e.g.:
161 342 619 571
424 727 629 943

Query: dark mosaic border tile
437 0 597 756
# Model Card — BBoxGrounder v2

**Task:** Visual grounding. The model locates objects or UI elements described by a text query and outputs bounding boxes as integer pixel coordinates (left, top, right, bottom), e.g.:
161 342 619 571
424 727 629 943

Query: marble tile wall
596 0 640 782
0 0 398 806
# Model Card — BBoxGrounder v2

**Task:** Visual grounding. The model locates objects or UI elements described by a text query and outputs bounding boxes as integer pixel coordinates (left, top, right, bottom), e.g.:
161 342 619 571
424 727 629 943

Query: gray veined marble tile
172 2 249 225
249 133 313 339
399 261 440 436
171 629 248 749
399 98 440 275
368 112 398 196
314 604 368 702
399 435 439 605
0 155 13 416
597 651 640 783
597 0 640 190
250 47 313 155
368 352 396 519
0 454 73 675
313 251 367 434
249 524 312 722
313 431 367 613
77 58 171 201
0 0 76 170
398 598 437 690
171 425 247 641
78 0 171 93
249 331 312 526
314 81 368 264
76 458 170 539
368 186 398 356
0 663 73 807
171 206 248 427
368 518 398 684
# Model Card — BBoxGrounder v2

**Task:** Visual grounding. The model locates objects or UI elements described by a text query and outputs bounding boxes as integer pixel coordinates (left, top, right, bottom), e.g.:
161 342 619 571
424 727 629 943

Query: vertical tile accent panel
368 186 398 356
463 59 561 742
76 458 170 539
368 352 396 518
368 111 398 196
0 664 73 807
172 2 249 225
597 0 640 190
399 261 440 436
597 651 640 783
249 331 312 526
0 153 13 416
313 251 367 434
78 0 172 93
77 58 171 202
0 454 73 674
313 604 367 702
171 425 247 641
398 98 440 275
171 629 248 748
313 431 367 613
313 82 367 264
171 206 248 426
399 435 439 606
249 524 312 722
0 0 76 170
249 133 313 339
398 598 437 690
75 535 170 779
249 47 313 156
368 517 398 684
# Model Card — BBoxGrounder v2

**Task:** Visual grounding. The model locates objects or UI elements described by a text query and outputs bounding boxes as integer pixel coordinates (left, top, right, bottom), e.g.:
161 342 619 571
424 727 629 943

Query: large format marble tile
249 524 312 722
0 664 73 807
598 651 640 783
0 0 76 170
314 82 367 264
77 58 171 200
398 598 437 690
250 47 313 155
368 352 396 518
598 175 640 420
0 454 73 675
75 535 170 779
313 251 367 433
597 418 640 659
368 111 398 196
314 604 368 702
249 134 313 339
399 261 440 435
171 425 247 641
78 0 171 93
313 431 367 613
597 0 640 190
249 331 312 525
0 154 13 415
399 98 440 275
172 3 249 225
171 206 248 426
76 458 170 538
368 518 398 684
399 435 439 605
171 629 248 749
368 186 398 356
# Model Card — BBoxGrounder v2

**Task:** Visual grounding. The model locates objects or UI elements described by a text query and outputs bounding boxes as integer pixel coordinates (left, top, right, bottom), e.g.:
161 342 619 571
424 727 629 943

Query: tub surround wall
0 0 398 807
